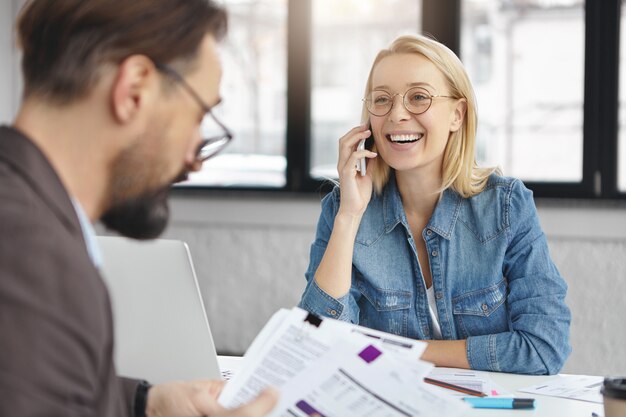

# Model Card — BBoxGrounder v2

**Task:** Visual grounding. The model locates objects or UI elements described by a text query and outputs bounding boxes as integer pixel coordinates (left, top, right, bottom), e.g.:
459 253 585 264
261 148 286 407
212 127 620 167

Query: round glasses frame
363 87 456 117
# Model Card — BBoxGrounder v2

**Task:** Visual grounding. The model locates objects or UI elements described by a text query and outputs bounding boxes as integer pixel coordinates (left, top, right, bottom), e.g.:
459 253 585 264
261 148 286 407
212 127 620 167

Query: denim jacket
299 173 571 375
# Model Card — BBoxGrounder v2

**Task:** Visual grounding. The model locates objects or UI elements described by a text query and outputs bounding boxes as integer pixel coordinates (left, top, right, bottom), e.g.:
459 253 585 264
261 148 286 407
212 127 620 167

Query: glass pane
184 0 287 187
617 0 626 192
310 0 421 179
462 0 584 182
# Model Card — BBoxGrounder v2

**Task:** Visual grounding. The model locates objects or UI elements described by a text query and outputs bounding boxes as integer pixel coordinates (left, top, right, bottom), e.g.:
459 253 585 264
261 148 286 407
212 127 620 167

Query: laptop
97 236 221 384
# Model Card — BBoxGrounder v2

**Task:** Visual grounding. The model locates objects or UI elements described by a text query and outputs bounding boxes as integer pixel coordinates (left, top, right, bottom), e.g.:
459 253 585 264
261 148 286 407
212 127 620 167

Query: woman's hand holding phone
313 124 377 300
336 124 377 218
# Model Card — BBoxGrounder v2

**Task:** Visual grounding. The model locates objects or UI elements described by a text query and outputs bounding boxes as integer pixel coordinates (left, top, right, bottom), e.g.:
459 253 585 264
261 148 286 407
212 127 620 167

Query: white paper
270 337 467 417
219 308 336 407
426 367 512 397
322 315 427 359
219 356 244 381
518 375 604 403
219 307 466 417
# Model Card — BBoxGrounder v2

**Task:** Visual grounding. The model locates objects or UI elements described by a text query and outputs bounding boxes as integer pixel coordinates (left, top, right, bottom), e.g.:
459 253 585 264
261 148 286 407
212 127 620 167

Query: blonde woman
299 34 571 375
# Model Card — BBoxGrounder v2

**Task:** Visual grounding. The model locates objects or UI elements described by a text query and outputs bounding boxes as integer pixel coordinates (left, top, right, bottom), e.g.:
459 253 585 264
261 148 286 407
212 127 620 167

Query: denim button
435 292 443 299
329 309 337 316
431 250 438 257
426 229 433 236
481 303 488 312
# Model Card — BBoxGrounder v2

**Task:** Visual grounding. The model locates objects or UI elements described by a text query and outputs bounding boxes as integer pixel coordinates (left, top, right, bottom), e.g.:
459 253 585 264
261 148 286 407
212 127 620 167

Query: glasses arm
154 62 212 113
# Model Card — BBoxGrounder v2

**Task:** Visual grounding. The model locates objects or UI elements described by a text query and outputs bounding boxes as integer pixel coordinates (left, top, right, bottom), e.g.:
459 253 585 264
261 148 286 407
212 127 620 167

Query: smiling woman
298 34 572 376
362 37 495 198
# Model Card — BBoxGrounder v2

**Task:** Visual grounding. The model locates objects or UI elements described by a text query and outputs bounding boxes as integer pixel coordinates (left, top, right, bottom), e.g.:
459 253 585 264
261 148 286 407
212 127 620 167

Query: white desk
471 371 602 417
217 356 603 416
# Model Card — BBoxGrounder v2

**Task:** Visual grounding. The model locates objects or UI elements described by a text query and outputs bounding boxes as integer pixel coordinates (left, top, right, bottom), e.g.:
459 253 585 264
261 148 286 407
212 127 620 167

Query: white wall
2 0 625 377
0 0 20 125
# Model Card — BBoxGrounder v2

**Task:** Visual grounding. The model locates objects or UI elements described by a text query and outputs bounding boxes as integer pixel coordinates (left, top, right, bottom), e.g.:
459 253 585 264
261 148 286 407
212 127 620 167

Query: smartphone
356 127 374 176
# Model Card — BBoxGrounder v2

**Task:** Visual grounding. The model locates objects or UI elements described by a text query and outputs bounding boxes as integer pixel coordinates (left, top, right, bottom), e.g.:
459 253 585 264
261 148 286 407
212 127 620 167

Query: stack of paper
426 367 511 398
218 307 468 417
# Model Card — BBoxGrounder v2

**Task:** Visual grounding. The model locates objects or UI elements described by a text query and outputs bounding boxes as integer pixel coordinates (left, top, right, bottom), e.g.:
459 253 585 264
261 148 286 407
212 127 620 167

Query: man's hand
214 389 278 417
146 380 278 417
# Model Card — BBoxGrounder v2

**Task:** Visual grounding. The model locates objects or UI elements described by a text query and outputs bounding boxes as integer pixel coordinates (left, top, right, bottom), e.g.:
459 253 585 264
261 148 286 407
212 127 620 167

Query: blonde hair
362 34 498 198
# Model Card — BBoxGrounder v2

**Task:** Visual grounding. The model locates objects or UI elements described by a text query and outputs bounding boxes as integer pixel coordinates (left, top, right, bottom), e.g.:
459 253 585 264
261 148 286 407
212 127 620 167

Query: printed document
218 307 468 417
273 339 464 417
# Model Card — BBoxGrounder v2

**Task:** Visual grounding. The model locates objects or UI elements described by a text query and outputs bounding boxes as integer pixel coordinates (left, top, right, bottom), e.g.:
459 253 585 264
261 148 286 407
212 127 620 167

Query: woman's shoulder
468 173 531 205
483 172 522 191
320 183 341 213
455 174 535 240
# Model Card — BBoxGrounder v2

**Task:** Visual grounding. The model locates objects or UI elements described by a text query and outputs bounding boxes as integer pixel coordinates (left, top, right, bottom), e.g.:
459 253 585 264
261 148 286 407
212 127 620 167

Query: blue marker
463 397 535 409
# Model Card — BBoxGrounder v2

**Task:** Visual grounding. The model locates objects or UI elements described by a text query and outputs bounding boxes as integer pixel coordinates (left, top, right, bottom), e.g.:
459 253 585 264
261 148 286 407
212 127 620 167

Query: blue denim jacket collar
382 172 462 240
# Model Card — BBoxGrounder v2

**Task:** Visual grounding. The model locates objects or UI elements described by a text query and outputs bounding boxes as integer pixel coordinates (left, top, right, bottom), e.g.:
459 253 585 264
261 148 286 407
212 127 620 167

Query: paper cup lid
602 378 626 400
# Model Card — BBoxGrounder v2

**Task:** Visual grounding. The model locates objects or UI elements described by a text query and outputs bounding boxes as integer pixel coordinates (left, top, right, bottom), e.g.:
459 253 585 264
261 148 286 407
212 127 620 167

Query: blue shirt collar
71 198 103 268
382 172 462 240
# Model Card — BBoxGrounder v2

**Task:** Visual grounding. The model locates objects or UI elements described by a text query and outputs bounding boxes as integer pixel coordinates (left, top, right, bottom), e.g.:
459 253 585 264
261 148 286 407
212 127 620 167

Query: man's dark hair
17 0 227 104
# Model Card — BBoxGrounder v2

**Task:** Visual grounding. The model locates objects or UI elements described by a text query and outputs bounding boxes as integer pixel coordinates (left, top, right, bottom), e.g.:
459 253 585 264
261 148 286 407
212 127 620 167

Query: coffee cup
602 377 626 417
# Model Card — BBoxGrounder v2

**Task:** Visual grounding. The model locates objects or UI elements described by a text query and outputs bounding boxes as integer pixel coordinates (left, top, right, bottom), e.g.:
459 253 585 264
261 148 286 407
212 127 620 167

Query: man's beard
100 162 191 240
100 186 170 240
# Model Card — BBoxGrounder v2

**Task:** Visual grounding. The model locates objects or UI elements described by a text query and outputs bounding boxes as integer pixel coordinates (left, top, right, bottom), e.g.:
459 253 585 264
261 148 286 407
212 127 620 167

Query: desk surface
480 371 601 417
217 356 603 417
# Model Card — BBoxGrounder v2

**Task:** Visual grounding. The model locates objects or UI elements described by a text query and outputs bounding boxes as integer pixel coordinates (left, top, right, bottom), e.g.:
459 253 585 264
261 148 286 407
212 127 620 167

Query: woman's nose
388 94 411 123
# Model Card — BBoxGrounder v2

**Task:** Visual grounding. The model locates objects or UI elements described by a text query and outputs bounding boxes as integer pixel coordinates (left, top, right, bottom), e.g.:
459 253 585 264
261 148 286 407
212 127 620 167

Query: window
181 0 422 190
462 0 584 182
178 0 626 200
185 0 288 188
310 0 421 179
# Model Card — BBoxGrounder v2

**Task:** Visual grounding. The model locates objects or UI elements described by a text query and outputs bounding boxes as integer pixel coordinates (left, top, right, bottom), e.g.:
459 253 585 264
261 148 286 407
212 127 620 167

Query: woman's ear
449 99 467 133
110 55 156 124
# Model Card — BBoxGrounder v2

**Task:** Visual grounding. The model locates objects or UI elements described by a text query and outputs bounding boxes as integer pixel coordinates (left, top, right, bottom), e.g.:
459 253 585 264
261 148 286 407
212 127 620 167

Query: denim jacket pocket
452 278 509 338
356 282 411 337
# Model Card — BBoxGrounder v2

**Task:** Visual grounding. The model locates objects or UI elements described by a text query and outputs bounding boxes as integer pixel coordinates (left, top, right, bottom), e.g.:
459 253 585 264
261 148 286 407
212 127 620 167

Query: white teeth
388 133 423 143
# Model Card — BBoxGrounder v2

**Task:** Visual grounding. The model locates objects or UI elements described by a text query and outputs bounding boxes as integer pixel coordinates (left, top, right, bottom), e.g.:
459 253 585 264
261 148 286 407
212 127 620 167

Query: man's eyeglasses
155 62 233 161
363 87 456 117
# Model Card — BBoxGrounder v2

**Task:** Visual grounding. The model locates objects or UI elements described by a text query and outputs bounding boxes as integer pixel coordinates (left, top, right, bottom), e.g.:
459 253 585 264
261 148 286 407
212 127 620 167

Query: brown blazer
0 126 138 416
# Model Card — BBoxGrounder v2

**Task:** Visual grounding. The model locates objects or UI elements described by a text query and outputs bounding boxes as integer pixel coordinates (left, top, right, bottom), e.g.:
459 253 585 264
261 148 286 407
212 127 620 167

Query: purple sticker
359 345 382 363
296 400 326 417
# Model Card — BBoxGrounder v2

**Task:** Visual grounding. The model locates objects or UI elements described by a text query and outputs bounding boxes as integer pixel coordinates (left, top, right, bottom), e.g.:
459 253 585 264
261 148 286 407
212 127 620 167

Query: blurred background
2 0 626 377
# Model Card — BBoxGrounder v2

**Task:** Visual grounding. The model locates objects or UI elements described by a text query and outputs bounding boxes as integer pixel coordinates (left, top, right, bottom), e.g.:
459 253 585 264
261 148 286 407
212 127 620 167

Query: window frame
175 0 626 201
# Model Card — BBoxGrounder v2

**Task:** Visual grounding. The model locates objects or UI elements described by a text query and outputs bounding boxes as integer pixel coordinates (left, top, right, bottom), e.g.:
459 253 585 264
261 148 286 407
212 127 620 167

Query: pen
423 377 487 397
463 397 535 409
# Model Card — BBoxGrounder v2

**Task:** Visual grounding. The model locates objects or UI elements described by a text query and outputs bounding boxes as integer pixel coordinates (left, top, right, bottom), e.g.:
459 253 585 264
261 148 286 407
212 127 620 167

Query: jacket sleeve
466 179 572 375
119 377 143 416
0 199 133 416
298 187 361 323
